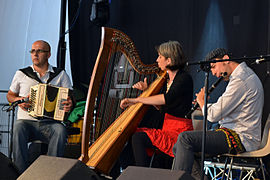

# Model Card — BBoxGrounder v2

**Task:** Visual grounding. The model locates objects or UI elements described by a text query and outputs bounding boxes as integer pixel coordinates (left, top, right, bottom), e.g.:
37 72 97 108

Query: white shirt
203 62 264 151
9 64 73 120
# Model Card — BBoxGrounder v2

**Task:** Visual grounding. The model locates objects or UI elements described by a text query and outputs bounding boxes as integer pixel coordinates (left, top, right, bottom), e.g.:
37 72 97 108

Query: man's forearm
6 91 20 103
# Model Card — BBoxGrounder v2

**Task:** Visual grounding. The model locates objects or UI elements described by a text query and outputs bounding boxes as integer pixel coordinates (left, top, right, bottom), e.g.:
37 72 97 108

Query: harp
79 27 166 174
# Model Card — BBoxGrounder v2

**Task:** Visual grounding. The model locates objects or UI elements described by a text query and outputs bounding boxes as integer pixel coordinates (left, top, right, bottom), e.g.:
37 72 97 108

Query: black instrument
185 72 227 119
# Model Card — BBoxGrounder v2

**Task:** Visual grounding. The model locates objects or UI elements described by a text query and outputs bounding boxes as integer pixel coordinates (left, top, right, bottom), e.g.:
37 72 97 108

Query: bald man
7 40 73 173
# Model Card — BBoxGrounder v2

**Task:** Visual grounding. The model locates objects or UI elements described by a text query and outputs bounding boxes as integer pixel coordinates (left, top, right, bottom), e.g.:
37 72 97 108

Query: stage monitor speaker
0 152 20 180
18 155 101 180
117 166 195 180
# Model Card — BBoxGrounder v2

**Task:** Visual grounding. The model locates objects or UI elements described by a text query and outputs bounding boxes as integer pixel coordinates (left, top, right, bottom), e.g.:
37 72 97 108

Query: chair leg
259 158 266 180
239 167 243 180
221 157 229 180
226 157 234 179
149 151 156 168
171 157 175 170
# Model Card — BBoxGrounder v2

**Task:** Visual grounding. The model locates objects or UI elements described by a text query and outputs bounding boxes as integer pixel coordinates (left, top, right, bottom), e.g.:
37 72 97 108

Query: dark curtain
68 0 270 176
68 0 100 96
68 0 269 121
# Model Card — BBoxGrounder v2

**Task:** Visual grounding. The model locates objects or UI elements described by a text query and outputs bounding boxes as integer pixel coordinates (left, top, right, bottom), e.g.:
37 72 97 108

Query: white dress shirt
203 62 264 151
9 64 73 120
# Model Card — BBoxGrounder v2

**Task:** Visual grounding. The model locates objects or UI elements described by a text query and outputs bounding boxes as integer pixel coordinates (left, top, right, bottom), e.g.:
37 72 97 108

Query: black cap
204 48 229 61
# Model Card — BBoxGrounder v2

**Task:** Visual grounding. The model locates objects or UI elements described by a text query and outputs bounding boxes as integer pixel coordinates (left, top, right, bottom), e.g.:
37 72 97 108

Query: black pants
132 132 173 168
172 130 230 173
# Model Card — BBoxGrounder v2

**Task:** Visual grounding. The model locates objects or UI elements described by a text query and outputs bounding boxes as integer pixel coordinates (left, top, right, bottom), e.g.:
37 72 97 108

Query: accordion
28 84 70 121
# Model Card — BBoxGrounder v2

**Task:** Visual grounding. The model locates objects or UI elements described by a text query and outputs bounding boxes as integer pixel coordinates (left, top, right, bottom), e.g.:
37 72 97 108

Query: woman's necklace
166 80 173 93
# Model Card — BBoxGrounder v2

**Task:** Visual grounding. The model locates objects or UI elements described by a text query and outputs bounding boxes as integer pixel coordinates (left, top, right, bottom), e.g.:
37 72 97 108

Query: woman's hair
156 41 186 70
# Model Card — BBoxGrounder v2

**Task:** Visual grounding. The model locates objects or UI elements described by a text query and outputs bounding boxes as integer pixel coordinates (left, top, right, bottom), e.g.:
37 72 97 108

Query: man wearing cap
172 48 264 176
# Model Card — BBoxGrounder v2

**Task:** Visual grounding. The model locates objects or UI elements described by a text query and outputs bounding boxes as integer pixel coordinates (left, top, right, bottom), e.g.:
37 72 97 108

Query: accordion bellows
29 84 69 121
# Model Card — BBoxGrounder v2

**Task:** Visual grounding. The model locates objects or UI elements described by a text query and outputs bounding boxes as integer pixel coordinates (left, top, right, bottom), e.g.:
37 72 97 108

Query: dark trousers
13 119 67 174
172 130 230 173
132 132 154 167
132 132 173 168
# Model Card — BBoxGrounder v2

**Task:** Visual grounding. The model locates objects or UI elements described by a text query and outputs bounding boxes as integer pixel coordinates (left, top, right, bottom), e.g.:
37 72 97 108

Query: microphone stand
197 63 211 180
57 0 67 69
6 104 16 160
187 54 270 180
187 54 270 66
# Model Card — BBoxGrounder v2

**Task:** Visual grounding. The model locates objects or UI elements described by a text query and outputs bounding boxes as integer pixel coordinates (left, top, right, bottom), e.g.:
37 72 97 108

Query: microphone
255 57 265 64
6 97 29 112
10 97 29 107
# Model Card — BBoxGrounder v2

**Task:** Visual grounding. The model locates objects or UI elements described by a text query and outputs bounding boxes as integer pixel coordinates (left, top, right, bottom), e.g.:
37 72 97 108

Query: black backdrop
67 0 270 175
68 0 269 125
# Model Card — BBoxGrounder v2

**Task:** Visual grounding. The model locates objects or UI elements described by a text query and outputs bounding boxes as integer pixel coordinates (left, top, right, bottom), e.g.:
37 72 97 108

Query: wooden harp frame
79 27 166 174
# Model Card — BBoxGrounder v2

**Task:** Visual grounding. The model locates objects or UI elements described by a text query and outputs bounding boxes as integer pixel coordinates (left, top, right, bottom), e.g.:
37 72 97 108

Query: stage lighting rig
90 0 110 26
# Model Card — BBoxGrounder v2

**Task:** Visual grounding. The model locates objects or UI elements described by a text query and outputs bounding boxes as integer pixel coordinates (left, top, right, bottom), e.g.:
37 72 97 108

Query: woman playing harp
120 40 194 168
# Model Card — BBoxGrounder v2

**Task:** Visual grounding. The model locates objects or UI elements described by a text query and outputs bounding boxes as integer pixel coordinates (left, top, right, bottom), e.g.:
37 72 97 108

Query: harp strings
88 73 163 161
93 51 153 140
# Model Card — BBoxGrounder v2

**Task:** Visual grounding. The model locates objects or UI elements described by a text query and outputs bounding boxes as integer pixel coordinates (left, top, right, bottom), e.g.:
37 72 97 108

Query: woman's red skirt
136 113 193 157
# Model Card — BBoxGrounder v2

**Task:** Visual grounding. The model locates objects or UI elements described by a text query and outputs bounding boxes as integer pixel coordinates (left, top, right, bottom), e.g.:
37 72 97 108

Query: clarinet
185 72 227 119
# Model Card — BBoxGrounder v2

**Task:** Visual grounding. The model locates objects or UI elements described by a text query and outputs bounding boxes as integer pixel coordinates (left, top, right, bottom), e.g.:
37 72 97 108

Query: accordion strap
20 66 63 84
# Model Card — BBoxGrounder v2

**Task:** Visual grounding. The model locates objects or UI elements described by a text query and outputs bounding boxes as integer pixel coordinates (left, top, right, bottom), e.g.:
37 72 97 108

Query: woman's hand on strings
132 77 148 91
120 98 137 109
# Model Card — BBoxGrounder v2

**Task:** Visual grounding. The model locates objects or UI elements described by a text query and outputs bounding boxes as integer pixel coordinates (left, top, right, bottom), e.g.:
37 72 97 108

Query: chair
191 109 204 131
28 122 81 164
205 114 270 180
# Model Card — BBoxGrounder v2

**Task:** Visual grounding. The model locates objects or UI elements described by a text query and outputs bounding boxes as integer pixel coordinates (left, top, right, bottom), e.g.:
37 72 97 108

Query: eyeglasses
29 49 49 54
